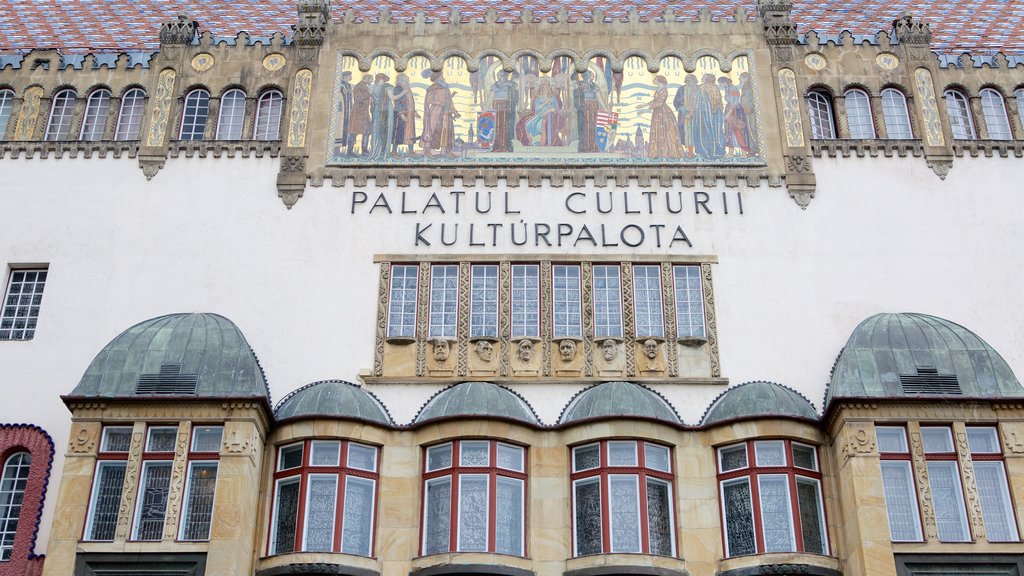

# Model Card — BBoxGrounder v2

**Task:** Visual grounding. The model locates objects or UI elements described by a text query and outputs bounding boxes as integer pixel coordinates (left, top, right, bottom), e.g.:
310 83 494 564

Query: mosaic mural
327 52 764 166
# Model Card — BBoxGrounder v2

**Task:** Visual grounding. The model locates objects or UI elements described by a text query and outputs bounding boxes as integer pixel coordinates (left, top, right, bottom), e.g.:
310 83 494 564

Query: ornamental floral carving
909 431 938 540
115 431 145 540
164 423 191 539
840 422 876 464
68 424 98 454
955 431 985 540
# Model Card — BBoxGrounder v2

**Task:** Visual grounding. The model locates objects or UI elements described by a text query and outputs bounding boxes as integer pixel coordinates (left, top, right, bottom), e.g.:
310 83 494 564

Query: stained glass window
553 265 582 338
304 475 337 551
495 477 524 555
310 441 340 466
470 265 499 337
608 441 637 467
114 88 146 141
646 479 673 556
341 476 375 556
101 427 132 452
424 477 452 554
180 462 217 540
387 265 418 338
973 461 1018 541
460 441 490 467
792 443 817 470
429 265 458 339
511 265 540 338
673 265 705 338
133 462 172 540
279 443 303 470
609 475 641 552
796 478 827 554
458 475 489 551
844 89 876 139
881 88 913 139
86 461 126 541
574 478 602 556
0 453 30 560
216 89 246 140
573 444 600 472
272 478 300 553
755 441 786 467
254 90 284 141
758 475 795 552
633 265 664 338
876 426 909 453
723 479 755 556
719 444 748 472
928 460 970 541
146 427 177 452
592 265 623 338
79 89 111 141
880 461 922 541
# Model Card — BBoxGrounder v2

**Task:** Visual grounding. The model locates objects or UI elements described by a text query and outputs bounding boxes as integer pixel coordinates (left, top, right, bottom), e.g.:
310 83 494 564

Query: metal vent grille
900 367 962 395
136 363 198 395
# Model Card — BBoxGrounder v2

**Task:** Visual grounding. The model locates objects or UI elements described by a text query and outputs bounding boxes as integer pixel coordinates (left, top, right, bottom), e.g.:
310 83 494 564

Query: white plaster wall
1 154 1022 553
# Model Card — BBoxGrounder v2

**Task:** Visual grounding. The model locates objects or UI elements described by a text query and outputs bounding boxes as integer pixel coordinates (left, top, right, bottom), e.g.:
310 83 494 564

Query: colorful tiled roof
0 1 1022 55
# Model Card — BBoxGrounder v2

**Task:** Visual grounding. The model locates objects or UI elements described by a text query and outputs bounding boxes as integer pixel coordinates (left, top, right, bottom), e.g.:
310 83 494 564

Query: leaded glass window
758 475 795 552
180 462 217 540
216 89 246 140
190 426 222 453
429 265 458 339
981 88 1012 140
755 440 786 467
609 475 641 552
303 475 337 551
844 88 876 139
470 265 499 338
793 443 818 470
972 460 1019 542
271 477 300 554
722 478 755 556
348 443 377 471
796 478 827 554
45 89 76 140
881 88 913 139
341 476 375 556
424 477 452 554
0 89 14 139
254 90 283 141
85 461 126 541
672 265 705 338
1 268 47 341
0 453 30 560
100 427 132 452
553 265 582 338
807 90 836 139
880 460 922 541
633 265 664 338
79 89 111 141
928 460 970 541
133 462 172 540
179 89 210 140
574 478 602 556
146 426 178 452
311 441 340 466
114 88 146 141
944 89 976 140
646 478 673 556
387 265 418 338
510 265 539 338
457 475 489 551
719 444 748 472
495 477 524 555
592 265 622 338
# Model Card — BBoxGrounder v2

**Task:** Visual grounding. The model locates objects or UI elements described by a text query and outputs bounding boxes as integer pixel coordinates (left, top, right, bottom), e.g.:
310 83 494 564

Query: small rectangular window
607 441 637 467
876 426 909 453
347 443 377 472
387 265 418 339
552 265 582 338
85 461 127 541
310 441 340 467
470 265 499 338
632 265 664 338
592 265 623 338
572 444 601 472
921 427 955 453
510 265 540 338
278 443 304 471
460 440 490 467
644 443 670 472
100 427 133 452
428 265 458 339
426 443 452 472
672 265 705 338
1 268 47 341
496 443 524 472
271 477 300 554
792 443 818 471
146 427 178 452
718 444 748 472
190 426 222 453
303 474 338 551
180 461 218 541
754 440 786 467
133 461 173 540
967 427 1001 454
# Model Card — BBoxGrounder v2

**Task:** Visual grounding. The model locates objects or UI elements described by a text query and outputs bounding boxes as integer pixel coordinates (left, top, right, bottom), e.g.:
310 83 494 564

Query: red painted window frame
966 426 1022 541
418 439 528 557
919 425 973 542
0 424 54 575
267 439 380 557
83 425 134 542
569 439 677 557
177 425 222 542
716 439 829 557
131 425 178 541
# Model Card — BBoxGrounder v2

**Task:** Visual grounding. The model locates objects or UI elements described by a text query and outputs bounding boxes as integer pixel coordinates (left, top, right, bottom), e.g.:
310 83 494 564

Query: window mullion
637 472 650 554
749 470 764 554
488 470 498 552
450 469 460 552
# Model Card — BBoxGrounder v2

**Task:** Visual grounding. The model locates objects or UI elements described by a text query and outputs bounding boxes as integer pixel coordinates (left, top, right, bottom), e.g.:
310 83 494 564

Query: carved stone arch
475 49 511 72
437 49 474 72
50 83 80 98
582 49 617 71
117 82 148 98
724 49 754 70
366 49 402 71
842 82 876 98
508 48 544 69
805 81 839 98
400 49 436 74
338 50 372 72
879 81 913 96
942 81 973 98
618 49 656 72
180 83 213 99
216 83 248 98
542 49 583 72
652 49 689 73
978 83 1009 98
82 83 113 97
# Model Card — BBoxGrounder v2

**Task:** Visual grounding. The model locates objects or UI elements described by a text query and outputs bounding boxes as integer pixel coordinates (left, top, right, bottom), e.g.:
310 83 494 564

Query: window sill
564 553 687 576
716 553 841 576
411 554 533 576
256 551 380 576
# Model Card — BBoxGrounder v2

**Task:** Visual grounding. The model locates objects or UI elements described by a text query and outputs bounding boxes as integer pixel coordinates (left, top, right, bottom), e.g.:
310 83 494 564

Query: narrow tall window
85 427 133 541
844 89 875 139
470 265 499 338
593 265 622 338
672 265 705 338
920 427 970 542
0 453 30 561
552 265 582 338
572 440 675 556
422 440 526 556
216 89 246 140
967 427 1020 542
179 426 222 541
387 265 418 339
45 89 76 141
881 88 913 139
79 89 111 141
428 265 458 339
115 88 146 141
876 426 923 541
1015 89 1024 136
0 89 14 139
806 90 836 139
1 268 47 341
980 88 1012 140
944 90 976 140
133 426 177 541
179 89 210 140
254 90 284 141
633 265 664 338
511 265 539 338
269 440 379 556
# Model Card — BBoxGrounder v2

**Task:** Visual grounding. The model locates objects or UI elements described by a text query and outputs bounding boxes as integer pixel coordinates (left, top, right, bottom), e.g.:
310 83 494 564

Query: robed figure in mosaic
644 75 683 158
692 73 726 159
350 74 372 155
720 76 751 156
673 74 698 156
390 74 417 155
421 71 460 156
573 71 602 153
334 71 354 155
485 70 519 153
367 74 395 160
518 76 565 147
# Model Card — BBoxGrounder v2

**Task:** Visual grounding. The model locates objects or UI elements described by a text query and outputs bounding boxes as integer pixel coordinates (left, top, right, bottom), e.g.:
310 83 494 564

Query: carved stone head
517 339 534 362
432 339 450 362
559 339 577 362
474 340 494 363
601 339 618 361
643 339 659 360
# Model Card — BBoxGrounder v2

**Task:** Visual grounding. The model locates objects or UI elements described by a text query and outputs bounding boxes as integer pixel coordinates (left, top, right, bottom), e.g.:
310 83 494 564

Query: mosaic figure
720 76 751 156
643 75 683 158
517 76 565 147
573 71 602 153
674 74 699 156
334 71 354 155
485 70 519 153
350 74 372 155
421 71 460 156
692 73 726 159
390 74 417 155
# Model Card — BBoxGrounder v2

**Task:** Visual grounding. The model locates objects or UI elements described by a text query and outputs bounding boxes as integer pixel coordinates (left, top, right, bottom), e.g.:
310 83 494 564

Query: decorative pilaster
456 262 471 377
581 262 594 378
114 424 146 541
700 263 720 378
415 262 430 377
373 262 389 376
907 423 939 540
294 0 330 62
953 424 986 540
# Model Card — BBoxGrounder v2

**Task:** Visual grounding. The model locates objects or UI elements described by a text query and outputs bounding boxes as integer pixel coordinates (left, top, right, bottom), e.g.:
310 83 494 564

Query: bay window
717 440 828 557
84 426 132 541
571 440 675 557
967 427 1020 542
421 440 526 556
269 440 378 556
876 426 923 541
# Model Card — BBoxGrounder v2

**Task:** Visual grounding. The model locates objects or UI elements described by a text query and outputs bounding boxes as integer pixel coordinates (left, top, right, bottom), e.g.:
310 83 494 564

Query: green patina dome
275 380 392 425
825 313 1023 408
70 313 269 400
558 381 681 425
701 381 818 426
413 381 540 425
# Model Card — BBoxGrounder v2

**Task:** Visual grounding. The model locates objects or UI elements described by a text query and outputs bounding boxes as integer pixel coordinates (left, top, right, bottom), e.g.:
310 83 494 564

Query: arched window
45 88 77 141
79 89 111 141
114 88 146 141
0 89 15 140
980 88 1012 140
1016 88 1024 137
571 440 675 557
215 89 246 140
944 89 976 140
844 88 875 139
179 89 210 140
806 90 836 139
254 90 284 141
881 88 913 139
269 439 379 556
718 440 828 557
0 452 31 561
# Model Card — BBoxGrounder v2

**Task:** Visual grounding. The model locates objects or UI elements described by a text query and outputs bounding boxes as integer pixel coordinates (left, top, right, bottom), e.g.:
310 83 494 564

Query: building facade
1 2 1024 576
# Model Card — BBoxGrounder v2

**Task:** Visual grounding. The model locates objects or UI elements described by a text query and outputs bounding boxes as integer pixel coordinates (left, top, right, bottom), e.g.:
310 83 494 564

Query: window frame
177 425 222 541
215 88 247 140
114 88 146 141
1 267 48 341
943 89 976 140
919 426 971 542
79 88 112 141
806 90 836 139
428 264 459 339
592 265 623 338
716 439 829 558
570 439 676 557
551 264 582 339
44 88 77 141
254 90 284 141
876 426 924 542
632 265 665 338
387 264 419 339
980 87 1013 140
967 427 1021 542
267 439 379 557
672 265 705 339
84 427 132 542
844 88 876 139
179 88 211 141
881 88 913 139
131 426 178 541
0 88 15 139
510 264 540 339
469 265 499 338
0 452 31 561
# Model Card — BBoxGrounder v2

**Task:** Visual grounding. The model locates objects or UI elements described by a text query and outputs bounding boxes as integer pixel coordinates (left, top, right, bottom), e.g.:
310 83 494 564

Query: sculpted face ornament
644 339 659 359
602 339 618 361
517 339 534 362
474 340 494 363
432 339 450 362
559 339 577 362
